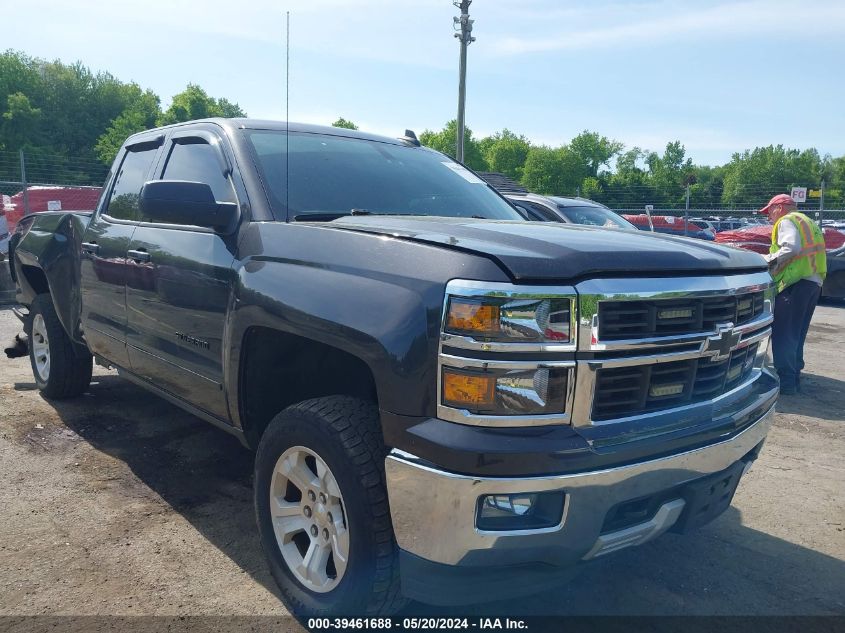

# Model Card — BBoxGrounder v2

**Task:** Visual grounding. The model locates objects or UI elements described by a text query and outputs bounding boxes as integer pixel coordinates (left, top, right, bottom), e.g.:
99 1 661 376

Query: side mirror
139 180 238 231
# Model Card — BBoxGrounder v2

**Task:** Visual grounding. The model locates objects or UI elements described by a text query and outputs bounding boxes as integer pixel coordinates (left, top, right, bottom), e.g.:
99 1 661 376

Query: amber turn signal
442 370 496 408
446 300 500 335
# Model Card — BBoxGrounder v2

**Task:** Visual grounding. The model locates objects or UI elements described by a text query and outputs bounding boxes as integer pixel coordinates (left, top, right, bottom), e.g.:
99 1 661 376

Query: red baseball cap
757 193 796 215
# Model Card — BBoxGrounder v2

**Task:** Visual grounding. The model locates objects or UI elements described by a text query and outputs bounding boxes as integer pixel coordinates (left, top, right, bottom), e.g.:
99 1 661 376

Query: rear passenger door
124 128 240 420
79 135 163 368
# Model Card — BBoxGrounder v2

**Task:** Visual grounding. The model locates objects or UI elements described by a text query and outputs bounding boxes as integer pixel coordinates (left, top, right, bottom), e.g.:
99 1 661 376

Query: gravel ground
0 303 843 617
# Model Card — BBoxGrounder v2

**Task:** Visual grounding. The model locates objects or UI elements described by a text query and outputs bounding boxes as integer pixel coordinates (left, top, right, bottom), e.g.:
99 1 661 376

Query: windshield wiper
292 210 429 222
349 209 429 217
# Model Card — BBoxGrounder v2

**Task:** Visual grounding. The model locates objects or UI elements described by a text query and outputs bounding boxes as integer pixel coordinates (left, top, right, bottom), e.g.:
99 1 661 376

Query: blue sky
4 0 844 166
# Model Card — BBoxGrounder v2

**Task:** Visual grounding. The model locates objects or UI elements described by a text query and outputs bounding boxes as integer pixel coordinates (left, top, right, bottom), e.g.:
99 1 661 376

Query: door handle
81 242 100 255
127 249 151 263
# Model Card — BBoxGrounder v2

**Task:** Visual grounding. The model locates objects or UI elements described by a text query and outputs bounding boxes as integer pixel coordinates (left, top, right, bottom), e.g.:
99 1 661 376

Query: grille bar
599 291 765 341
592 343 760 421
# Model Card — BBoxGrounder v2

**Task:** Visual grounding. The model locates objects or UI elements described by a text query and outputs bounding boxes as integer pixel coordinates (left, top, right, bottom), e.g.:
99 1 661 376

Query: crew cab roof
124 118 413 147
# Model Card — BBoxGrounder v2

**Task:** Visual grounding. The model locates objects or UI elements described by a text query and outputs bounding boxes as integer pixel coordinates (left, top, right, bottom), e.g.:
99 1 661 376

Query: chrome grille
592 343 760 421
598 292 765 341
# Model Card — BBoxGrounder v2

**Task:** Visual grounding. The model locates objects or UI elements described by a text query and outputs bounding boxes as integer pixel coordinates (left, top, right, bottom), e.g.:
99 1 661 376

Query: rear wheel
26 294 92 399
254 396 406 616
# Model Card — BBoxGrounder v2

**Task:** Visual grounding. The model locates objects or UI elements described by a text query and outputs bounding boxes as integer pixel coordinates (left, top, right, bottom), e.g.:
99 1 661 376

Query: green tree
688 164 725 208
826 155 845 207
95 89 161 164
216 97 246 118
0 51 250 182
569 130 623 178
331 117 358 130
419 120 487 171
596 148 656 209
1 92 42 150
158 84 246 125
721 145 823 207
481 129 531 180
646 141 692 206
521 145 586 195
580 176 603 200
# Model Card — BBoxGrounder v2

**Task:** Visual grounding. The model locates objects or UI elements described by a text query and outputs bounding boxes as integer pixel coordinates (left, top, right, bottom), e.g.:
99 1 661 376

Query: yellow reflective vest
770 212 827 292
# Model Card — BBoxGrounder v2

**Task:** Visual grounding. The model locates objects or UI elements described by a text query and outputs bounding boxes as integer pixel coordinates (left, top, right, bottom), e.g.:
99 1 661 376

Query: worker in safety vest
758 193 827 395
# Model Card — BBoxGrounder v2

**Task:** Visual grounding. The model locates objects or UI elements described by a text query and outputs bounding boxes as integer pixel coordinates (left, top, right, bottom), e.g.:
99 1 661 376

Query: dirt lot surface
0 303 843 618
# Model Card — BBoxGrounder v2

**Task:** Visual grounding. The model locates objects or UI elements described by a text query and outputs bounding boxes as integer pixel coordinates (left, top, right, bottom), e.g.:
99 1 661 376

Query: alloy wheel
31 314 51 382
269 445 350 593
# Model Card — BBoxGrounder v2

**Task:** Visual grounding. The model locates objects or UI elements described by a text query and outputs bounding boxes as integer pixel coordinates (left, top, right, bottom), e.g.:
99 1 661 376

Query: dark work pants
772 279 822 389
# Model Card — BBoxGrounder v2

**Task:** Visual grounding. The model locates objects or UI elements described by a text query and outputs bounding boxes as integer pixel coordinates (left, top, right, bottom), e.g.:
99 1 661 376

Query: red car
622 214 716 240
3 186 102 231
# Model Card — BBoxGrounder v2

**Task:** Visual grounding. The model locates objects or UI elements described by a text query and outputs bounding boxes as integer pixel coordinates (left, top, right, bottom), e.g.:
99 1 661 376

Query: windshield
555 205 636 229
245 130 522 221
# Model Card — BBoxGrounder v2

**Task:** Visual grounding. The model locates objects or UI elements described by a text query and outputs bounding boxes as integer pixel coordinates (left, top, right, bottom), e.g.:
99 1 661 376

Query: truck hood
327 217 767 281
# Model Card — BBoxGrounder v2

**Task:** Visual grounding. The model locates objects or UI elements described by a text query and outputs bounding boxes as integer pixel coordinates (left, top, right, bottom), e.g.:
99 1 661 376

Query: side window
104 147 159 220
524 201 558 222
161 140 235 205
511 201 543 221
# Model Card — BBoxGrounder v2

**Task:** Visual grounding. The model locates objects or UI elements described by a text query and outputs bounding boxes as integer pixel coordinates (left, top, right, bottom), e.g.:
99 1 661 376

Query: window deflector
169 130 232 176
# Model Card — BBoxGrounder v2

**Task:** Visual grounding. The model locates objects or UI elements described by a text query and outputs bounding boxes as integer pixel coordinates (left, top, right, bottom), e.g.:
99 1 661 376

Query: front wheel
26 294 92 399
254 396 406 617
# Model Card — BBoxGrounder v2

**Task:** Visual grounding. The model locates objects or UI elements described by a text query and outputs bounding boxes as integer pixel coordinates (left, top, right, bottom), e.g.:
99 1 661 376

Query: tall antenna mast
285 10 290 221
453 0 475 163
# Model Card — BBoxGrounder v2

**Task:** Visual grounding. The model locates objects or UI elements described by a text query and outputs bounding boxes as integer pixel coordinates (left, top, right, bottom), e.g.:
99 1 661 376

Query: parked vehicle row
622 214 715 240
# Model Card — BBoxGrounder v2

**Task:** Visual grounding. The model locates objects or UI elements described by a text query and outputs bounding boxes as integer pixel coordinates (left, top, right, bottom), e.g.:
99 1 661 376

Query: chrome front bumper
385 404 773 568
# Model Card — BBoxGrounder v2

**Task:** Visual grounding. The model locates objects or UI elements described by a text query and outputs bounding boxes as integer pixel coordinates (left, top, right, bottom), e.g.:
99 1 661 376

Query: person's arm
764 220 799 268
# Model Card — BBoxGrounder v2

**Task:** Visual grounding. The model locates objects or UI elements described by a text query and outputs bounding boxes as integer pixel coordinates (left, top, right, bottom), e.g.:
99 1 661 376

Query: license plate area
671 459 746 533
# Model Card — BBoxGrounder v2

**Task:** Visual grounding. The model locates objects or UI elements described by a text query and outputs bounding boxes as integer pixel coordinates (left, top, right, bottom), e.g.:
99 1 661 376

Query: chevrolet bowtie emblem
703 324 741 362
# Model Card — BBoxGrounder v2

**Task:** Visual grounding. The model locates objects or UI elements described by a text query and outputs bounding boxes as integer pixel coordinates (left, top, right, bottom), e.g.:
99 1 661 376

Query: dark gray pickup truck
7 119 778 616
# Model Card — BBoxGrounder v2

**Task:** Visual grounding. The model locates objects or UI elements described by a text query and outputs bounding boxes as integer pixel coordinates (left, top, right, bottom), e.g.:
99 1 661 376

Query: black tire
26 294 93 399
254 395 407 617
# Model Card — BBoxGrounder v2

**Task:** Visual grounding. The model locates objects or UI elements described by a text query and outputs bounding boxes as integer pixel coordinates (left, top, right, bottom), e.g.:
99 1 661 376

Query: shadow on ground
776 373 845 422
818 297 845 308
22 374 845 616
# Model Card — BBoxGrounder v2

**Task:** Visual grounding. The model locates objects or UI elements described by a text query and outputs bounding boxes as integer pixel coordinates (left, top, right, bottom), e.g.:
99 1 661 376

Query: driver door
124 128 240 420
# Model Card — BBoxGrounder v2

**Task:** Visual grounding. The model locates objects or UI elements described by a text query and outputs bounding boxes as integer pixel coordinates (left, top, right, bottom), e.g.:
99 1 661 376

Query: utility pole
819 179 825 228
19 150 29 215
682 173 696 237
453 0 475 163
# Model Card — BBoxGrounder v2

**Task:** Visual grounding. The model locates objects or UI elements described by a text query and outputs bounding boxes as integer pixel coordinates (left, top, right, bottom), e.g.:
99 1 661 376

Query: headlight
445 296 572 343
438 281 577 426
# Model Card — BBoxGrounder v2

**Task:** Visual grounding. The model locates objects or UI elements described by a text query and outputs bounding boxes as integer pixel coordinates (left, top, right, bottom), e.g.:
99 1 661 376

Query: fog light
442 370 496 408
476 491 566 532
442 366 569 416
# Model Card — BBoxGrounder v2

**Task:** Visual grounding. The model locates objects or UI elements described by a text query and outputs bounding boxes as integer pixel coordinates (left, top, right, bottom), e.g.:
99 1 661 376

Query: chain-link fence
0 150 107 232
585 182 844 224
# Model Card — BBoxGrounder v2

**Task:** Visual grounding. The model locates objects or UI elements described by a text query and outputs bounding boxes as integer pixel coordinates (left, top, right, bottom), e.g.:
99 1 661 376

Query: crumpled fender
13 212 90 345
